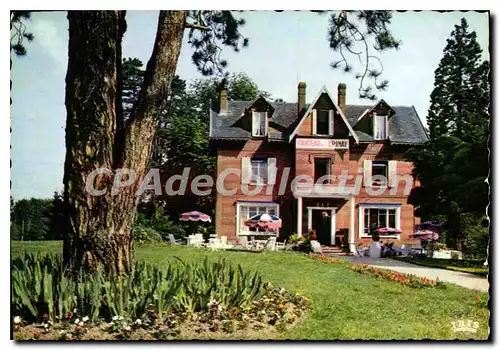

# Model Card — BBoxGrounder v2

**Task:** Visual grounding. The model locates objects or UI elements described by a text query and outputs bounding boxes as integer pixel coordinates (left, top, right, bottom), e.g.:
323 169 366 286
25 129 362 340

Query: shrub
12 254 267 323
287 233 302 245
132 226 163 244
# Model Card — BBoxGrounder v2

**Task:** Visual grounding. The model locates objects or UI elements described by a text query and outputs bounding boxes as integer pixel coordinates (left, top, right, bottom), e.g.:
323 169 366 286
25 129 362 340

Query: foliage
185 11 249 76
135 205 187 240
121 58 145 121
11 11 34 56
348 263 444 288
326 10 400 99
132 226 163 244
11 197 52 241
287 233 302 245
188 72 271 117
406 18 489 252
426 18 489 141
12 254 269 323
47 191 65 241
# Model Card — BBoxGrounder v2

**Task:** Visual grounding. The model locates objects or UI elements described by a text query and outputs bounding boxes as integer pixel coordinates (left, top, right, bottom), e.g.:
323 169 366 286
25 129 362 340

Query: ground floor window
237 202 278 235
359 204 401 237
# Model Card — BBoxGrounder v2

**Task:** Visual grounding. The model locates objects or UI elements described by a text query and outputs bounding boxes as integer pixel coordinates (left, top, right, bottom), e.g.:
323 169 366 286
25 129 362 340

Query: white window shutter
264 112 268 136
328 110 334 135
363 160 372 187
388 161 397 187
373 114 378 139
241 157 251 184
251 112 257 136
312 109 317 135
267 157 277 185
385 116 389 139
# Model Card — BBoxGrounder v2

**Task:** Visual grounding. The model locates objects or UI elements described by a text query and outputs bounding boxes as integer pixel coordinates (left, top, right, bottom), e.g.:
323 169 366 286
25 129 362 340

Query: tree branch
184 22 210 31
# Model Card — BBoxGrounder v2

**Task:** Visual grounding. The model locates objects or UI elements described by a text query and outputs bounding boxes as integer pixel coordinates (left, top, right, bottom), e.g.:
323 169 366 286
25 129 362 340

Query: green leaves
12 254 265 323
406 18 489 254
326 10 400 100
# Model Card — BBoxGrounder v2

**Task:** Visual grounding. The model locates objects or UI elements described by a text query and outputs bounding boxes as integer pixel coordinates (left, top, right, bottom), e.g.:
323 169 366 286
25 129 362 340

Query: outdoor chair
208 237 221 250
275 240 286 251
266 237 277 251
168 234 186 245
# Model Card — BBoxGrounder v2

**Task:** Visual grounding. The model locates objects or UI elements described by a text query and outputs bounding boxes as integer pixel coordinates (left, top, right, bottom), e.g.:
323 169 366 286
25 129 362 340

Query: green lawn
12 241 490 340
393 256 489 277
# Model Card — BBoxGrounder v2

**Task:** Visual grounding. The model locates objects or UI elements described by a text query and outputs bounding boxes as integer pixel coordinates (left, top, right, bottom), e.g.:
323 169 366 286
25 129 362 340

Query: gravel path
338 255 489 292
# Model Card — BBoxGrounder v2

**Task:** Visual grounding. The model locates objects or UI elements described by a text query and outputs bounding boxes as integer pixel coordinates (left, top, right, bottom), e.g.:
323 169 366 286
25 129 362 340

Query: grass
393 256 489 277
12 241 490 340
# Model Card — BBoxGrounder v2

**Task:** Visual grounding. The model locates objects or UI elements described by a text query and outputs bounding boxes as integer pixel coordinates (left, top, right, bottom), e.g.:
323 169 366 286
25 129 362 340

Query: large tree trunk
63 10 185 275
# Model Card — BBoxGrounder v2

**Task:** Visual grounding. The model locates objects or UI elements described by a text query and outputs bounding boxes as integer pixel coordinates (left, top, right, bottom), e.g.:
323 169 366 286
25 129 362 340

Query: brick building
209 82 428 252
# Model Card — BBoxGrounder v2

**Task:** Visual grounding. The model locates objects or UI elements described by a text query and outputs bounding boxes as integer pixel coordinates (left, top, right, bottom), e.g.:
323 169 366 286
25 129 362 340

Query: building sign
296 138 349 150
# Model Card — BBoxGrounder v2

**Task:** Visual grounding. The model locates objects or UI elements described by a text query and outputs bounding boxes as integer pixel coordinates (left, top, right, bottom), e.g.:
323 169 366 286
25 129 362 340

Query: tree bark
63 10 185 275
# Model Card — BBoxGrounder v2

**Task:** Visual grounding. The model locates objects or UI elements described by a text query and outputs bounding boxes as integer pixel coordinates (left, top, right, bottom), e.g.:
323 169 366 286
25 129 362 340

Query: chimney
218 79 228 114
298 81 306 113
338 83 346 115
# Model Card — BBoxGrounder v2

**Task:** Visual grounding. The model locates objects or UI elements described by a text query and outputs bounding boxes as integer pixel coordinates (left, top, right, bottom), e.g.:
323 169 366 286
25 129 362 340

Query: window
314 158 331 183
359 205 400 237
316 110 330 135
252 111 267 136
372 161 388 186
238 203 278 234
250 159 268 184
373 114 387 140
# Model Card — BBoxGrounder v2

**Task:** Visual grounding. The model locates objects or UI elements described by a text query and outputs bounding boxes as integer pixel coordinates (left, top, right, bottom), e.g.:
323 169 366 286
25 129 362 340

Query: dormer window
313 109 333 136
252 111 267 137
373 112 388 140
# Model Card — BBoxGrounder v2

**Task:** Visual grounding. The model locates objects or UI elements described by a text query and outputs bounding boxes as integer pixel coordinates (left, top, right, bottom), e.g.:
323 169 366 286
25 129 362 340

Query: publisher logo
451 319 479 334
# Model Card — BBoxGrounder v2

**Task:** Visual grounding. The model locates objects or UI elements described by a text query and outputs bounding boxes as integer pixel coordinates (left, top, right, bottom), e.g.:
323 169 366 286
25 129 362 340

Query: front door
311 209 332 245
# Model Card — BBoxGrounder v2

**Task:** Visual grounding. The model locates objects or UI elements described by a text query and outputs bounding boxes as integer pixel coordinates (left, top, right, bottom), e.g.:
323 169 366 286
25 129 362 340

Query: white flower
59 330 66 335
79 321 84 326
112 316 119 321
135 319 142 325
122 322 128 327
14 316 21 324
43 323 49 329
118 316 124 321
207 299 219 308
74 318 80 324
124 325 131 331
82 316 89 322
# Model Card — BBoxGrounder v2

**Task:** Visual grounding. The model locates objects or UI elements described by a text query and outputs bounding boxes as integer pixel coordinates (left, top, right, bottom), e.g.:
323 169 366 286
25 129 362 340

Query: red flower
42 313 49 321
475 296 482 304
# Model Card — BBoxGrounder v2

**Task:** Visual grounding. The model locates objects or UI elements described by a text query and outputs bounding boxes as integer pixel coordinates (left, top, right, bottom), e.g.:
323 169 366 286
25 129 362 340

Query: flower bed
348 263 444 288
12 254 309 340
308 252 345 264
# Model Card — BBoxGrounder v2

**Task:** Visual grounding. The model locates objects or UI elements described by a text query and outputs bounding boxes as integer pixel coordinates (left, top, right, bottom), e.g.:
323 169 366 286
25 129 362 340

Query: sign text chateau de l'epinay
295 138 349 150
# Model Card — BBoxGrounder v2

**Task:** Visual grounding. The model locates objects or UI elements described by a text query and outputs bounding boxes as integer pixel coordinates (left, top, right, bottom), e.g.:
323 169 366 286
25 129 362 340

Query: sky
10 11 489 200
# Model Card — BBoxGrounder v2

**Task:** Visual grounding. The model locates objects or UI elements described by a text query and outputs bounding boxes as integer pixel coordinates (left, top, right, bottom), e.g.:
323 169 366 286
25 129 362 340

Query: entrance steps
320 245 352 256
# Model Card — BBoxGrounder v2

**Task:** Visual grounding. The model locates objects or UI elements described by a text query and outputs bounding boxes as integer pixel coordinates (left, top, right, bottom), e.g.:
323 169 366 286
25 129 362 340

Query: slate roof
210 101 428 144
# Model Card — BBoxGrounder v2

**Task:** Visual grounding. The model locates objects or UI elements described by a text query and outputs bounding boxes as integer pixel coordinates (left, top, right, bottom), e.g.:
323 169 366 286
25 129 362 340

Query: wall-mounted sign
296 138 349 150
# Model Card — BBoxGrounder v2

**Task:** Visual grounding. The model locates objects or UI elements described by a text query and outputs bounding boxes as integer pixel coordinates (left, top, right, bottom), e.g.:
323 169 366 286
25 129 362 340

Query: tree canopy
406 18 489 255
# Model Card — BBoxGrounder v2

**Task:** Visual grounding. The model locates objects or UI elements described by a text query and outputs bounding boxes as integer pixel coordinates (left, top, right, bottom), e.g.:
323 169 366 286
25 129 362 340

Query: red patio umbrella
244 213 282 234
376 227 402 234
411 230 439 241
180 211 212 223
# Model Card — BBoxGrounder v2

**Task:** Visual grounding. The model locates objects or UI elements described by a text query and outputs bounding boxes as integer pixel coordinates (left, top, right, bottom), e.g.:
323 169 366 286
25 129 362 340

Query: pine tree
427 18 488 141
